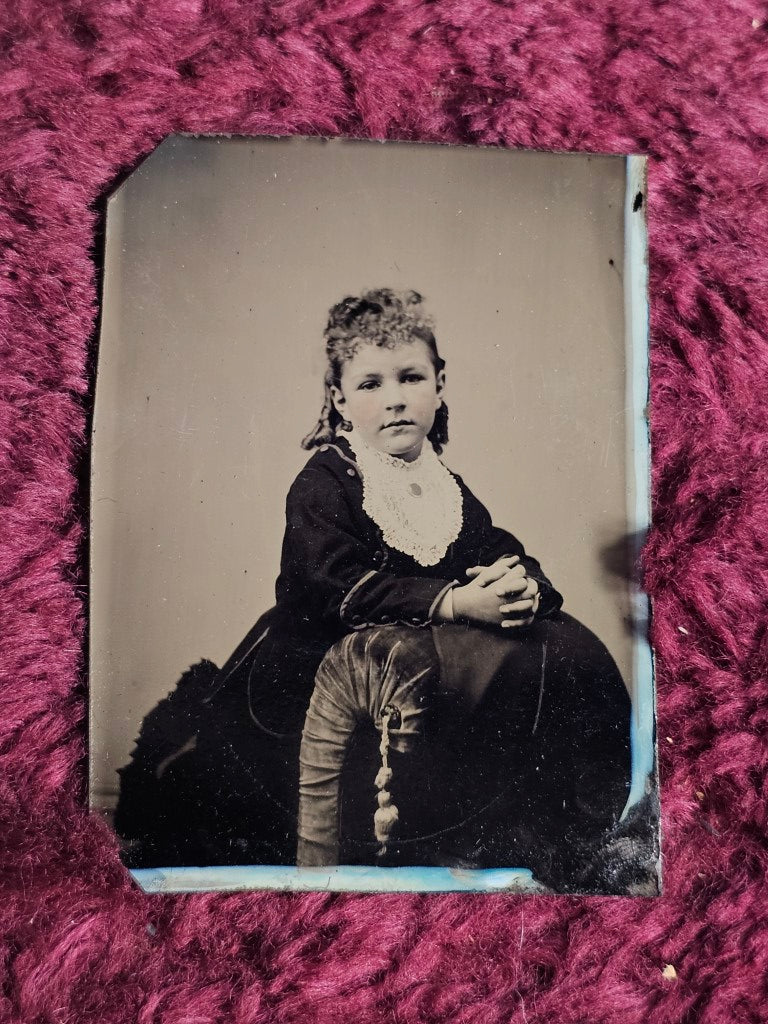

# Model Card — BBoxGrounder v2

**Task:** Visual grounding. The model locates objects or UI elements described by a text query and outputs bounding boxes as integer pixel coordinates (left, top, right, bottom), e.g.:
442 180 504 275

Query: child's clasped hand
453 555 540 629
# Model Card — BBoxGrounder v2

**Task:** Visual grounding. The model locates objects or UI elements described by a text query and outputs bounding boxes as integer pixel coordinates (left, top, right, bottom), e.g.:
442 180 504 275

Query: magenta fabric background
1 2 767 1021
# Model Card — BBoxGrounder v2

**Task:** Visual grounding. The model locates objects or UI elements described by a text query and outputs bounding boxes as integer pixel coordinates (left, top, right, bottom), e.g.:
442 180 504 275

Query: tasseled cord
374 704 401 858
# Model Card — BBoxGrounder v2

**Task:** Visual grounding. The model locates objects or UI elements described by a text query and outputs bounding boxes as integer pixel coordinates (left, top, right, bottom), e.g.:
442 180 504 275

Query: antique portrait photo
89 135 658 895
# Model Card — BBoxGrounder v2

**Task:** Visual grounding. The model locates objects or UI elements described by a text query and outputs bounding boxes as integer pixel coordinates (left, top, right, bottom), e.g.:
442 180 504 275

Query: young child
116 287 632 887
208 287 631 883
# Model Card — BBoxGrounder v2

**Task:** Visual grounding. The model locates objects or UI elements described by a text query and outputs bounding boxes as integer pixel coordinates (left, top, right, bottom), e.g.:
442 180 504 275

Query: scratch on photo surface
531 641 547 734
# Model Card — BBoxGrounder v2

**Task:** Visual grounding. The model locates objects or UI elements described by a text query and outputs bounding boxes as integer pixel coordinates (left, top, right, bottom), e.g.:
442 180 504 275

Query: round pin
409 482 422 496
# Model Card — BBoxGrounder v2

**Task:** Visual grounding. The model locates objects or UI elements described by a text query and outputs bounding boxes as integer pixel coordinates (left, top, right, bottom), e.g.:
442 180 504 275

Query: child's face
330 339 444 462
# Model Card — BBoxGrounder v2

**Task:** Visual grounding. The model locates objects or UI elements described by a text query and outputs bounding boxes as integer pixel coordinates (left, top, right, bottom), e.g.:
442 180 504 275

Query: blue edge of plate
133 154 655 895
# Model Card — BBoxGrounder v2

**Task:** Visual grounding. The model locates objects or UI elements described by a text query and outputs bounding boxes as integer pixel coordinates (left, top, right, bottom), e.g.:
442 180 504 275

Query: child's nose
384 383 406 408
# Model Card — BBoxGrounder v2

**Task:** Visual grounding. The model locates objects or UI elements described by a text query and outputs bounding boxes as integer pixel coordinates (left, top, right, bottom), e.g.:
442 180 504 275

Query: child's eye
403 373 426 383
358 380 380 391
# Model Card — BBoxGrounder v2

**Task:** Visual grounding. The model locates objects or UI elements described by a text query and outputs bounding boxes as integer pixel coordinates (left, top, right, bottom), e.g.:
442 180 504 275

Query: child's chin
382 440 423 460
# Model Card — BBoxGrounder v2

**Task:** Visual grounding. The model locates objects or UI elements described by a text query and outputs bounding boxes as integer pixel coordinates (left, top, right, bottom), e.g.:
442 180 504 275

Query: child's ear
329 384 345 416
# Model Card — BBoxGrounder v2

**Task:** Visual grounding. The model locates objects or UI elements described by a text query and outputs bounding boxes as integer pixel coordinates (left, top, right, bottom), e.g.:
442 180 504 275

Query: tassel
374 706 401 857
374 802 399 843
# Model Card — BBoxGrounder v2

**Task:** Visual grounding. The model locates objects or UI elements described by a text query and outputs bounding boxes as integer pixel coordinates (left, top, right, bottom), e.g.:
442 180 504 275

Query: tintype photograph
89 135 658 895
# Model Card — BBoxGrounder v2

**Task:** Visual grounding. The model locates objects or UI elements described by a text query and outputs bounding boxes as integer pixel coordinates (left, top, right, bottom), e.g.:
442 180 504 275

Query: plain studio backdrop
90 136 635 806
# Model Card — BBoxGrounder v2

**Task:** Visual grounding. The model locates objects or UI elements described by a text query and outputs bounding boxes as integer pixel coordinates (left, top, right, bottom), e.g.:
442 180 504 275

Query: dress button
381 615 391 623
411 617 422 625
351 614 362 624
346 467 356 477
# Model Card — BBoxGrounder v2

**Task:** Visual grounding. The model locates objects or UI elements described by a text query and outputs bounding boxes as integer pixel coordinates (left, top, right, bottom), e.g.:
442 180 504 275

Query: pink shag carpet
1 1 767 1021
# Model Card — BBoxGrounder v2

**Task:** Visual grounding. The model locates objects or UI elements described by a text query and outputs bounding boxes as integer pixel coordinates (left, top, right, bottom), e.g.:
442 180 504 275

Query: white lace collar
345 430 463 567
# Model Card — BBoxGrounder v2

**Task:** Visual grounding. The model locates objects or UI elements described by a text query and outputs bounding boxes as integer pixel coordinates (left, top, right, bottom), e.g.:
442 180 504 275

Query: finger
470 558 520 587
493 577 528 597
497 567 528 585
499 599 534 613
466 555 518 576
501 616 535 628
509 574 538 599
486 555 520 574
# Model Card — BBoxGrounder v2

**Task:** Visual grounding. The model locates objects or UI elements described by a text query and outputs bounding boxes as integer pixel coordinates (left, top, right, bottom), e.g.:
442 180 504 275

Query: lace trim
346 431 463 567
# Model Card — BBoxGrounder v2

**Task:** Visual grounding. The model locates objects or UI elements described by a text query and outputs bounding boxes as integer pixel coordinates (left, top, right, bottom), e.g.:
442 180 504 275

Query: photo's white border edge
621 154 656 816
131 865 546 894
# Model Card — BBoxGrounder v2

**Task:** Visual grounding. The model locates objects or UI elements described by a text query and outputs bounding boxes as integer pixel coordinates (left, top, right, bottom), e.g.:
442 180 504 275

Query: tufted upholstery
298 626 441 866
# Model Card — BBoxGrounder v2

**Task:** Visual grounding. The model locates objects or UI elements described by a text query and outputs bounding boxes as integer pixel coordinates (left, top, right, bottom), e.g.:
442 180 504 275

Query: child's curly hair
302 288 449 453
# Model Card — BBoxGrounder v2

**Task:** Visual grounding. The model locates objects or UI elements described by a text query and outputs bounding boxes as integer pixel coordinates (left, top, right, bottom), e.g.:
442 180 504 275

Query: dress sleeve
279 466 457 631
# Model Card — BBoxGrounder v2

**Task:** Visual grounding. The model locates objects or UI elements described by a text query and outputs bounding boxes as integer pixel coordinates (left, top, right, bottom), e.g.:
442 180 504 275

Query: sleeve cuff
340 572 458 629
339 570 378 624
429 581 459 623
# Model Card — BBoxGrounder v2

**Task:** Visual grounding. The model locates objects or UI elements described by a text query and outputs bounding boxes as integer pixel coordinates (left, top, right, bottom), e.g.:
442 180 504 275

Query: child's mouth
383 420 414 429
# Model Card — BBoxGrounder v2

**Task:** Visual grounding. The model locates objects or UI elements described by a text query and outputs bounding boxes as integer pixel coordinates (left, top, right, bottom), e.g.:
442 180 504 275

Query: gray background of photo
90 136 632 805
